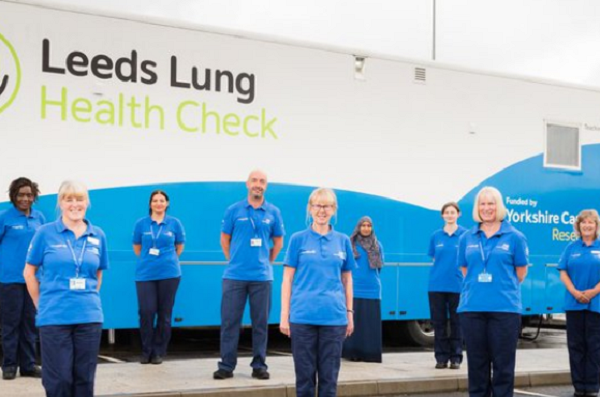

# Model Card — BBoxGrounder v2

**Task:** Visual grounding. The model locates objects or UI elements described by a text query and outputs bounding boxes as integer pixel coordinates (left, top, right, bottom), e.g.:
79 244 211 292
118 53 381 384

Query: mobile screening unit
1 0 599 345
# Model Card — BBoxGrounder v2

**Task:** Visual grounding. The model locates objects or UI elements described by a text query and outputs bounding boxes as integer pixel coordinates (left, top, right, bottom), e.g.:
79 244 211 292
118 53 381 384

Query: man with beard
214 170 285 380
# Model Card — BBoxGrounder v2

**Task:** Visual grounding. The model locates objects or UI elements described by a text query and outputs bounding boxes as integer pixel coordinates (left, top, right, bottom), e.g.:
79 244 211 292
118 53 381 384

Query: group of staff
0 174 599 397
428 187 600 397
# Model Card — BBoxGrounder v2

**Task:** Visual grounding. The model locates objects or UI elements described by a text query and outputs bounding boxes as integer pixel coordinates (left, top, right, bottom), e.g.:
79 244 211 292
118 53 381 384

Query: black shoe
435 362 448 369
449 363 460 370
213 369 233 379
20 365 42 378
574 392 585 397
584 392 598 397
2 367 17 380
252 368 270 380
151 356 163 365
140 356 151 364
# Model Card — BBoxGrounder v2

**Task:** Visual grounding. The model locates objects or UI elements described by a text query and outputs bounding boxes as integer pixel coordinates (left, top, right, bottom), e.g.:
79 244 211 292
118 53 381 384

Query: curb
98 370 572 397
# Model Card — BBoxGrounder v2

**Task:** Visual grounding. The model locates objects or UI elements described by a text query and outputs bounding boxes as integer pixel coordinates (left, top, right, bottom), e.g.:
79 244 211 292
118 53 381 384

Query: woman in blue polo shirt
0 177 45 380
23 180 109 397
458 186 528 397
132 190 185 365
342 216 384 363
280 188 356 397
558 209 600 397
427 202 466 370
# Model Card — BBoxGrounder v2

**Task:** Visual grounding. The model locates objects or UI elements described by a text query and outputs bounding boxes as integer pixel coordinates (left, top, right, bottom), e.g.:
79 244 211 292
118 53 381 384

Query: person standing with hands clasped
558 209 600 397
458 186 528 397
280 188 356 397
214 170 285 380
133 190 185 365
24 180 109 397
0 177 45 380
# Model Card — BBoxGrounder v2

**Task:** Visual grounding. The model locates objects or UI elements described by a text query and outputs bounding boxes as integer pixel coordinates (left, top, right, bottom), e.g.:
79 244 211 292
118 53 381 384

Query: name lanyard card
67 238 87 290
477 234 495 283
149 224 163 256
248 211 262 248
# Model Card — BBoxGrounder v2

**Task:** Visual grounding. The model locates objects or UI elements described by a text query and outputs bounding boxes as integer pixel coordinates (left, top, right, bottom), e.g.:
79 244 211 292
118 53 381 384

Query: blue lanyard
66 239 87 278
247 208 260 236
150 223 163 248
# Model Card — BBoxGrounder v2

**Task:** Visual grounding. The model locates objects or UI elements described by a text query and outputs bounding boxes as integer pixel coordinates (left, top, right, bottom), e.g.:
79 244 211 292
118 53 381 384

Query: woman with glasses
342 216 384 363
280 188 356 397
24 180 109 397
132 190 185 365
0 177 45 380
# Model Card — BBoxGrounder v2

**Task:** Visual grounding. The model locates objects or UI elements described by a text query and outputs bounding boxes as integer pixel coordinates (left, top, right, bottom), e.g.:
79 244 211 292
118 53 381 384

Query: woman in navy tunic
132 190 185 364
458 186 528 397
342 216 384 363
558 209 600 397
0 177 45 380
427 202 466 369
280 188 356 397
24 180 109 397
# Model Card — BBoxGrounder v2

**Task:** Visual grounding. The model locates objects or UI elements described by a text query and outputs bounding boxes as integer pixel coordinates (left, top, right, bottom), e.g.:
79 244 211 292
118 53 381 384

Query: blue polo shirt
353 243 384 300
284 228 357 326
0 206 46 283
26 219 109 326
457 221 528 314
132 215 186 282
221 198 285 281
557 239 600 314
427 225 467 293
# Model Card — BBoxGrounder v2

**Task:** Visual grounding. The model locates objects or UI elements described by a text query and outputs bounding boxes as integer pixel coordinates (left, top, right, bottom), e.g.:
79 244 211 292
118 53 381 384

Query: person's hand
574 289 590 303
280 318 291 337
582 289 599 301
346 312 354 338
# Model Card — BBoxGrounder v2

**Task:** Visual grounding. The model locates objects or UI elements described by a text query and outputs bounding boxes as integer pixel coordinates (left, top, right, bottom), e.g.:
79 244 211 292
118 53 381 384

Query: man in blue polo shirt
214 170 285 380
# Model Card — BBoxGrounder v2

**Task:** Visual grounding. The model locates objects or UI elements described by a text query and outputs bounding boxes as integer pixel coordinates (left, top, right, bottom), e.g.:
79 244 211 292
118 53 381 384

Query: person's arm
560 270 589 303
133 244 141 256
582 281 600 302
220 232 232 261
461 266 467 277
96 270 103 291
516 266 528 283
270 236 283 262
342 271 354 337
23 264 40 309
280 266 295 337
176 244 184 256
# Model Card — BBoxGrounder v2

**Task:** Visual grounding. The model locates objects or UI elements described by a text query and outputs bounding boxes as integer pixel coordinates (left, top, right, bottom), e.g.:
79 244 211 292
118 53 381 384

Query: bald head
246 169 268 202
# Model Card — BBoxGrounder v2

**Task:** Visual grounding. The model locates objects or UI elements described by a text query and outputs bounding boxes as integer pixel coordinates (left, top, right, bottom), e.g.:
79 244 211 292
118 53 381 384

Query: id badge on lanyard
477 235 494 283
67 239 87 290
248 212 262 248
149 224 163 256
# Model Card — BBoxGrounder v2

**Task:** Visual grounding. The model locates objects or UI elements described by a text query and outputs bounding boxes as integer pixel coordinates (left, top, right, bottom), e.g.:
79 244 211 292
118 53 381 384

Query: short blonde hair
472 186 506 223
57 180 90 204
306 188 338 222
573 209 600 239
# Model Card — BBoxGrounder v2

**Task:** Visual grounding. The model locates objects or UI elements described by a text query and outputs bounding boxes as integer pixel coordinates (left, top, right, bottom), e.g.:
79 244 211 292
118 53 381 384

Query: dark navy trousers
135 277 180 359
566 310 600 394
39 323 102 397
460 312 521 397
428 291 462 365
290 323 347 397
0 282 37 372
218 279 271 372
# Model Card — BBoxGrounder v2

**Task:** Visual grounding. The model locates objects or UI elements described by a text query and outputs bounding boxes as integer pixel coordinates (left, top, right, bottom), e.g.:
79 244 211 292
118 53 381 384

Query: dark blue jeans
0 283 37 371
566 310 600 394
136 277 180 359
39 323 102 397
428 291 462 364
460 312 521 397
218 279 271 372
290 323 347 397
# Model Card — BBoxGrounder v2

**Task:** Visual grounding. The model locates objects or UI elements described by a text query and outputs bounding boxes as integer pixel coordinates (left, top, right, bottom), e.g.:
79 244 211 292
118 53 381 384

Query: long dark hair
9 177 40 206
148 190 170 215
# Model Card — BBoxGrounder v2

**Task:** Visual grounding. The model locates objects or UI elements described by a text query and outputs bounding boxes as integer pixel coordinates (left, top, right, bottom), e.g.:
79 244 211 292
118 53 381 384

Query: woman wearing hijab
342 216 384 363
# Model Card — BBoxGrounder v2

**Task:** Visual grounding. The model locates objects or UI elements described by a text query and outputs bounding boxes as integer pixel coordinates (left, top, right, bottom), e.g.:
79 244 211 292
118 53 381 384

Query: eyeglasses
311 204 334 211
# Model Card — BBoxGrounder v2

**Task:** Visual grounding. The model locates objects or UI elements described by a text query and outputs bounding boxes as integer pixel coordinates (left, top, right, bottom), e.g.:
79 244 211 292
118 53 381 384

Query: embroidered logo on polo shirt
334 251 347 260
467 244 479 249
571 253 581 258
498 244 510 251
436 243 444 248
262 219 271 224
50 244 67 249
11 225 24 230
87 247 100 256
300 250 316 255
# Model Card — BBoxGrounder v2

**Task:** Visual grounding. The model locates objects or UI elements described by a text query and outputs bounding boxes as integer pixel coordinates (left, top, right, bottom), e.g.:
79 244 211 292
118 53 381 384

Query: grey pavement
4 348 572 397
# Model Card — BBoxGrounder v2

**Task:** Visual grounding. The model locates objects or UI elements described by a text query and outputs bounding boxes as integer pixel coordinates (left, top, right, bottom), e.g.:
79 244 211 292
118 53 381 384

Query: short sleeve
513 232 529 267
132 219 143 245
0 212 6 244
39 211 47 225
557 243 572 271
284 235 299 268
457 233 468 268
26 229 45 267
427 233 436 258
221 207 234 235
342 236 357 272
272 208 285 238
99 230 110 270
174 218 186 244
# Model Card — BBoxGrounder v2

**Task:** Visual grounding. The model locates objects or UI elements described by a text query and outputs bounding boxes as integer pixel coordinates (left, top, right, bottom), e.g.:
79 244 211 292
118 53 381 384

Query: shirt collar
244 198 267 211
578 238 600 248
473 220 514 237
9 206 34 219
55 218 95 236
308 225 334 241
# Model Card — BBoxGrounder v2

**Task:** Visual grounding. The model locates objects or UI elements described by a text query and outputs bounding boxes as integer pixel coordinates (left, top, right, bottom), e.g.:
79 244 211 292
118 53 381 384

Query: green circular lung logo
0 32 21 115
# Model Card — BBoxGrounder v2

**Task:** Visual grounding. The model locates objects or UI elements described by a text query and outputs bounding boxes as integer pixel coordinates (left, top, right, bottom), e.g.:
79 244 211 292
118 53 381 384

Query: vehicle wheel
401 320 435 347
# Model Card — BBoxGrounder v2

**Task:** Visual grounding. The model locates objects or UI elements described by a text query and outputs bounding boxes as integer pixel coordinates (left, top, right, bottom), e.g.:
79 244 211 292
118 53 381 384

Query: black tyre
401 320 435 347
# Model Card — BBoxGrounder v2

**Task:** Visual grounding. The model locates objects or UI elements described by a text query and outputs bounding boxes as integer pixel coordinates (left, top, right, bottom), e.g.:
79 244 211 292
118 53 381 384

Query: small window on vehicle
544 121 581 170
